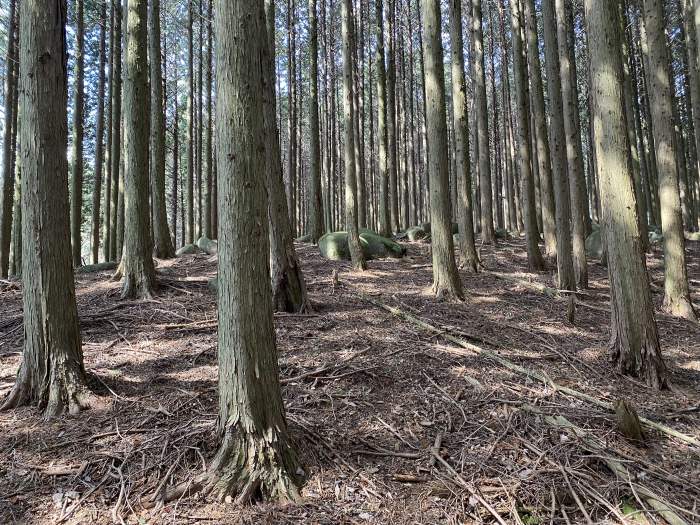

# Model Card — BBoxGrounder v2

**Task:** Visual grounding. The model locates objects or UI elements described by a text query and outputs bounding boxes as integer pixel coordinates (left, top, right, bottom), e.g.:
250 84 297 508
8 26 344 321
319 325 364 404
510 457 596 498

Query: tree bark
109 4 122 262
91 0 107 264
448 0 479 272
264 0 309 313
542 0 576 292
0 0 17 278
555 0 588 288
308 0 324 243
472 0 495 244
421 0 463 300
116 0 157 299
186 0 195 245
2 0 90 417
342 0 366 271
149 0 175 259
641 0 697 320
584 0 667 388
510 0 546 271
70 0 85 268
376 0 391 237
206 0 303 501
523 0 557 257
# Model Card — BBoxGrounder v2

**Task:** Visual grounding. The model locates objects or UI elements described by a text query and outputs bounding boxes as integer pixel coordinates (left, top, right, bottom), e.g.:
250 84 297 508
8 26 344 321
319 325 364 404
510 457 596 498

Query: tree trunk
308 0 324 243
0 0 18 278
555 0 588 288
584 0 667 389
386 0 399 233
70 0 85 268
109 4 122 262
264 0 309 313
523 0 558 257
205 0 214 239
206 0 303 501
542 0 576 292
342 0 366 270
376 0 391 237
472 0 495 244
186 0 195 245
103 2 114 262
510 0 546 271
641 0 697 320
149 0 175 259
448 0 478 272
91 0 107 264
421 0 463 300
2 0 90 417
116 0 156 299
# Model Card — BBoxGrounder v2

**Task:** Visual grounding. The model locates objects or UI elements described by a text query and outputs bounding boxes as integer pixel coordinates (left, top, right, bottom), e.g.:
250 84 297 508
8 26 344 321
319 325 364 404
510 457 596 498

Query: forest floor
0 235 699 524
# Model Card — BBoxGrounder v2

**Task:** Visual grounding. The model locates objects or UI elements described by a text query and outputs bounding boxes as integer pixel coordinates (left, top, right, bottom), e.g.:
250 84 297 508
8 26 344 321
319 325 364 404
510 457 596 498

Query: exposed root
152 427 303 507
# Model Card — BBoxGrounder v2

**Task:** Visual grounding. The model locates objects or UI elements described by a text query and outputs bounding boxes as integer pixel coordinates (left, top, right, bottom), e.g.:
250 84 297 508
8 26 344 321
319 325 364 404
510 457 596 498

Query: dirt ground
0 236 698 524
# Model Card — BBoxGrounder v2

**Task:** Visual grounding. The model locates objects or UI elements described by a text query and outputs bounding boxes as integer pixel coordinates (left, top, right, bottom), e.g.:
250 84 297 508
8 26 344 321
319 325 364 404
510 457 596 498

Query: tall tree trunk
199 0 303 501
308 0 324 242
2 0 90 416
71 0 85 268
376 0 391 237
186 0 195 244
172 93 179 247
342 0 366 270
103 3 114 262
265 0 309 313
555 0 588 288
386 0 399 233
542 0 576 292
422 0 463 299
205 0 214 239
641 0 697 320
510 0 545 271
523 0 557 257
584 0 667 388
116 0 156 298
448 0 478 272
149 0 175 258
91 0 107 264
109 4 122 262
0 0 17 278
472 0 495 243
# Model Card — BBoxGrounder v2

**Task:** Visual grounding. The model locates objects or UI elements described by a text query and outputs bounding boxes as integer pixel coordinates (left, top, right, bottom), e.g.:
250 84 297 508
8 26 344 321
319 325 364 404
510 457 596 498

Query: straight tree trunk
116 0 156 298
91 0 107 264
205 0 214 239
421 0 463 299
149 0 175 258
342 0 366 270
542 0 576 292
186 0 195 244
472 0 495 243
555 0 587 288
172 94 179 247
308 0 324 243
198 0 303 501
265 0 309 313
109 4 122 262
103 2 114 262
510 0 545 271
386 0 399 233
71 0 85 268
584 0 667 388
376 0 391 237
448 0 478 272
641 0 697 320
0 0 17 278
523 0 557 257
2 0 90 416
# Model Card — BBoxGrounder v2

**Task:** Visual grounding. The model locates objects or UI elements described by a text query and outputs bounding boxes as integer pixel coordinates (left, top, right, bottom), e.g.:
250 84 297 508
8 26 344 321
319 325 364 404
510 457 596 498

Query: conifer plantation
0 0 698 522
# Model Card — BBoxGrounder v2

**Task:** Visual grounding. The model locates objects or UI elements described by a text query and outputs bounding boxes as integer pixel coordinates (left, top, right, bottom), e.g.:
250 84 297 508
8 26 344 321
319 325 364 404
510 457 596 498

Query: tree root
662 294 698 322
149 428 304 507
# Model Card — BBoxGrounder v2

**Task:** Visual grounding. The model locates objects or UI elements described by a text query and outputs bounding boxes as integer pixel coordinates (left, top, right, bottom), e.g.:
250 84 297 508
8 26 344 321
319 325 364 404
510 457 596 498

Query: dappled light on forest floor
0 237 699 523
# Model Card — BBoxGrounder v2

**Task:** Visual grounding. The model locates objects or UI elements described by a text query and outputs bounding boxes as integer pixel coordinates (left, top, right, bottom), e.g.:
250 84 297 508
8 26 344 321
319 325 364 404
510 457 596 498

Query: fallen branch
520 404 691 525
360 293 700 449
